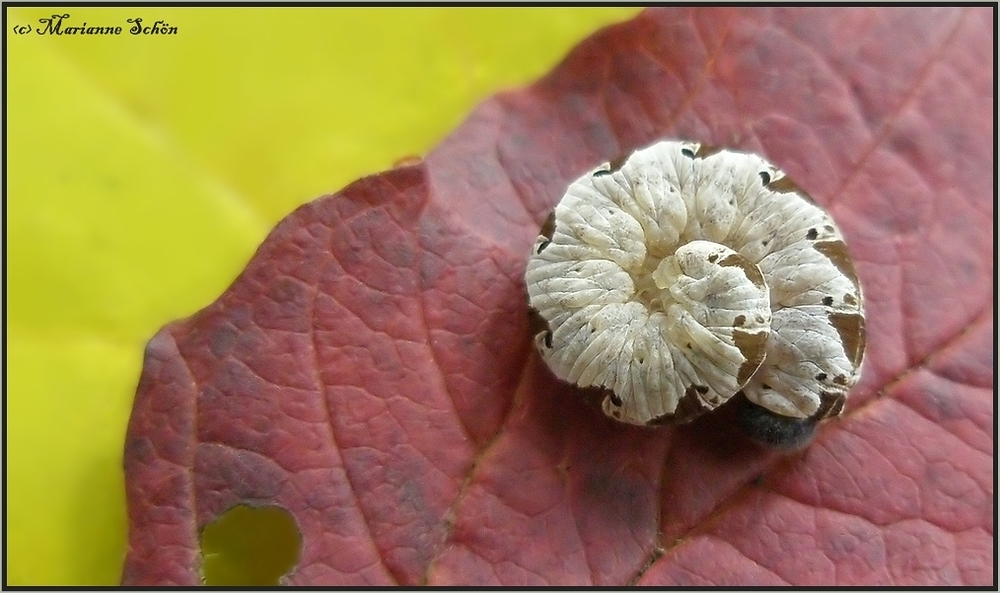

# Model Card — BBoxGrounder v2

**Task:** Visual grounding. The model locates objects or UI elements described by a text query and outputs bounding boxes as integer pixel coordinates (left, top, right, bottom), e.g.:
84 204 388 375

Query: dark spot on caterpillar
817 391 847 418
609 393 623 407
807 228 818 240
681 147 696 158
843 293 857 306
828 312 866 367
762 383 771 390
543 331 553 349
822 296 834 306
540 210 556 241
824 224 835 233
637 357 645 364
833 374 848 386
762 239 769 246
708 253 719 263
718 253 765 287
766 175 804 195
814 240 860 289
733 329 767 385
686 343 692 349
759 171 771 186
608 152 630 172
694 143 724 159
816 373 827 381
537 212 556 253
664 388 712 424
733 314 746 327
695 385 709 394
594 152 631 176
756 315 765 324
528 306 551 336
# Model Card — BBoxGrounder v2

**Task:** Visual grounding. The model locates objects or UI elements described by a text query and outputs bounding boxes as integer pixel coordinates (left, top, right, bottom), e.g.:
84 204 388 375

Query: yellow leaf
5 7 640 585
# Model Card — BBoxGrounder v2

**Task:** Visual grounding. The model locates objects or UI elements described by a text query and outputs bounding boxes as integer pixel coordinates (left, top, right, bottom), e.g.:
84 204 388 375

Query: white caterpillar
525 140 865 443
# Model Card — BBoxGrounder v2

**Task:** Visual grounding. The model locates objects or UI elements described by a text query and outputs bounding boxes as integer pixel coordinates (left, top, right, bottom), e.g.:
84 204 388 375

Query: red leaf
122 7 994 586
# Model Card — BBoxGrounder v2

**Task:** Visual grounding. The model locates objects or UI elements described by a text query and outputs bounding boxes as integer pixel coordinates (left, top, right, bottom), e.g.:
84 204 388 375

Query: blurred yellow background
5 7 640 585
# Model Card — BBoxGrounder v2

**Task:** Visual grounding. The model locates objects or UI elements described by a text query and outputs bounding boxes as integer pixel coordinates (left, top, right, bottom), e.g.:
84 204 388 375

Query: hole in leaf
199 504 302 586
